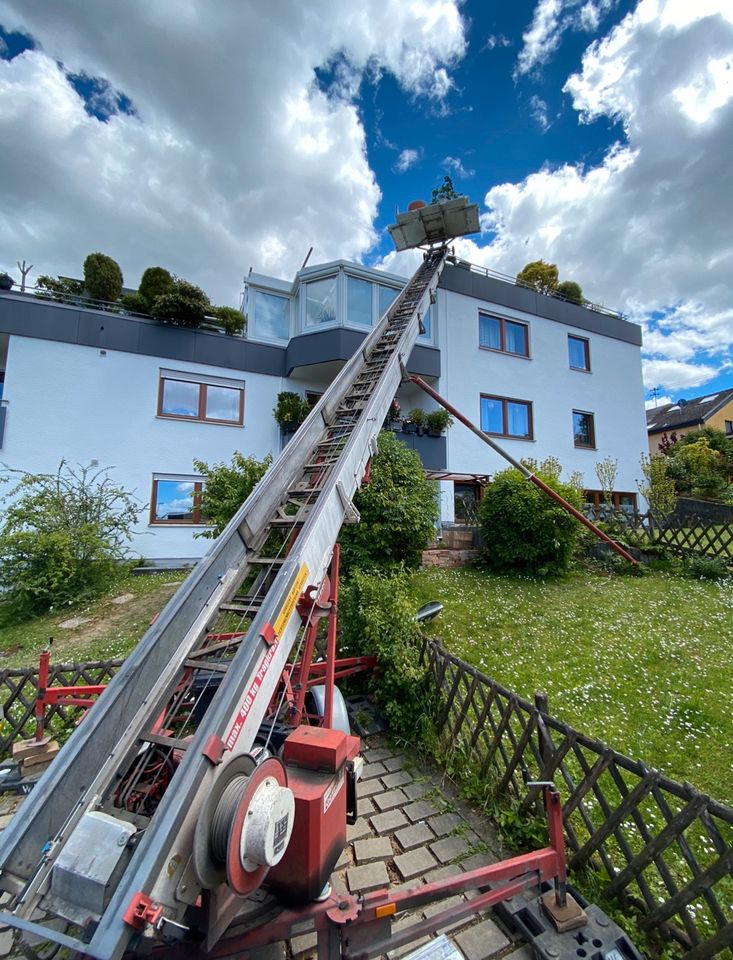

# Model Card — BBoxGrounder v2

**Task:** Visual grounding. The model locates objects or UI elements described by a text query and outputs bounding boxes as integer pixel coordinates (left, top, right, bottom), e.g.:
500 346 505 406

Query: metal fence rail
422 638 733 959
0 659 122 756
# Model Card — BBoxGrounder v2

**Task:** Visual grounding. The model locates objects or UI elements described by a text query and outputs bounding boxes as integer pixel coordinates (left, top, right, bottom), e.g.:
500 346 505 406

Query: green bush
556 280 584 304
0 462 140 620
273 391 310 426
192 452 272 539
338 569 433 741
338 431 438 573
119 292 150 314
83 252 123 303
35 275 84 302
138 266 174 308
213 305 246 335
684 555 730 580
406 408 428 429
479 467 582 576
426 409 453 433
152 278 210 327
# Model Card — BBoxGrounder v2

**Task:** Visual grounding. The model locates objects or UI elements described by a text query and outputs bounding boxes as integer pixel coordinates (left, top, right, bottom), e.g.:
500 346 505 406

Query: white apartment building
0 258 648 560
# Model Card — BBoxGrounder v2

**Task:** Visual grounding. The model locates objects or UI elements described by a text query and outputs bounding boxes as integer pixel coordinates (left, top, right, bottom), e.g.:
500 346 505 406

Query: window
584 490 638 518
305 276 338 326
479 314 529 357
151 475 204 525
568 335 590 371
725 420 733 436
158 369 244 425
480 394 533 439
573 410 596 448
419 306 432 342
252 291 289 340
347 276 373 327
454 482 482 525
379 284 399 318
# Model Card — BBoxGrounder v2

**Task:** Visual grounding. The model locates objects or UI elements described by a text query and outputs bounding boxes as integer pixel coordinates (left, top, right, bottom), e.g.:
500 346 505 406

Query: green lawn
407 566 733 803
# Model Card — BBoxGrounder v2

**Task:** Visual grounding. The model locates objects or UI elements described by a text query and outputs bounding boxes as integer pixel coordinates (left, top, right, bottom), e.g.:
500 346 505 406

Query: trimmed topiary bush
83 252 123 303
139 266 174 308
479 466 582 576
119 292 150 314
556 280 584 305
152 278 210 327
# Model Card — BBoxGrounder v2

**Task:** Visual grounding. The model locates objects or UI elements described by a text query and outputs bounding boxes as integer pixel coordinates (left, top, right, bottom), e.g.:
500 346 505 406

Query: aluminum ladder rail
0 248 448 960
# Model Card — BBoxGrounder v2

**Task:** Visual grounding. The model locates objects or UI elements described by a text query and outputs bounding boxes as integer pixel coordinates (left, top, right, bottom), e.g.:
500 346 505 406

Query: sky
0 0 732 408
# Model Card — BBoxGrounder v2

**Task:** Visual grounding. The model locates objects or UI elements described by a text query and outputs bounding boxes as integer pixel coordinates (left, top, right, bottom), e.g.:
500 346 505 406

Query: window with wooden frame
573 410 596 448
568 335 591 372
157 369 244 425
480 394 533 440
150 475 205 525
479 313 529 358
584 489 638 517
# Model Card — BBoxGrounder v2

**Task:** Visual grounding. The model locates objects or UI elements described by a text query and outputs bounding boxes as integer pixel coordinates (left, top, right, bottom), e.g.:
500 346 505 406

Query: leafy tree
431 175 459 204
338 431 439 573
35 275 84 302
119 292 150 314
479 466 582 576
213 305 246 335
0 462 140 620
666 438 726 498
637 454 677 522
556 280 584 305
153 278 210 327
192 452 272 539
83 252 123 303
516 260 559 295
595 457 618 509
138 266 174 308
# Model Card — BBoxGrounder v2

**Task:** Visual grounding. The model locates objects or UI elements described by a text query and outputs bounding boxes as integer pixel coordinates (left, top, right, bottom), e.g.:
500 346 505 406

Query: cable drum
209 776 248 865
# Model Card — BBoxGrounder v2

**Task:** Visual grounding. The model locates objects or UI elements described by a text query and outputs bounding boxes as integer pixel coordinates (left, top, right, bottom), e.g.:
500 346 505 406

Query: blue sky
1 1 732 406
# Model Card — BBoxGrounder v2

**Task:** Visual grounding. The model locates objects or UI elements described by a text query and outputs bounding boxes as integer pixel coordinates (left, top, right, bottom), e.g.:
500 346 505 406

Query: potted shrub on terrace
405 408 428 436
426 409 454 437
385 397 402 431
274 391 311 434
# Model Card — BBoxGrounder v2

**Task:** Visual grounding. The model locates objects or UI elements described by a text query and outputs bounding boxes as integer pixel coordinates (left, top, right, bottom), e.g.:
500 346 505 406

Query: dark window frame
573 409 596 449
478 313 530 358
150 477 205 526
584 489 638 515
157 374 245 426
480 393 534 440
568 335 591 372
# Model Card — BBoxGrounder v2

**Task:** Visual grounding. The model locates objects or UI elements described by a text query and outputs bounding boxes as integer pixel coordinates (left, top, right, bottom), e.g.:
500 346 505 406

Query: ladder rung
183 659 229 673
140 732 190 750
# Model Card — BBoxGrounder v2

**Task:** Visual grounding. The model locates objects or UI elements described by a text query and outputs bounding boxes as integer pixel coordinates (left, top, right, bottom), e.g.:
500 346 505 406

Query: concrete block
347 818 373 842
402 780 429 801
429 812 464 837
383 755 406 772
371 809 409 834
358 778 384 798
354 836 393 863
423 895 472 934
394 847 438 881
504 948 533 960
382 770 413 789
395 822 435 851
358 796 377 817
363 748 392 763
455 919 509 960
347 861 390 894
404 800 439 822
386 916 430 960
430 835 470 864
373 788 408 812
290 931 318 957
335 846 352 870
362 761 388 780
460 851 495 874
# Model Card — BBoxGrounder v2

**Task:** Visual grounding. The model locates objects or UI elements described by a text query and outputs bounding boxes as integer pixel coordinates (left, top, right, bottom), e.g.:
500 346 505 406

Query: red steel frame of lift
408 373 639 567
164 786 570 960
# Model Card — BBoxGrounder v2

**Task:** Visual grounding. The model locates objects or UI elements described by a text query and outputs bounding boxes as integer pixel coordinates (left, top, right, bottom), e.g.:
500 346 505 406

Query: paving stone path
0 739 531 960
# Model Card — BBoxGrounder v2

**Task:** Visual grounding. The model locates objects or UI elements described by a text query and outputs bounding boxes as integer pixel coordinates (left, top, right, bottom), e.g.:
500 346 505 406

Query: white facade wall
2 337 284 558
431 288 648 497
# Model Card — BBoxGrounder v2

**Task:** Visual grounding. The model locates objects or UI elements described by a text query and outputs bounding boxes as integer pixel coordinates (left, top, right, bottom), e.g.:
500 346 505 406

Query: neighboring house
646 388 733 454
0 257 648 560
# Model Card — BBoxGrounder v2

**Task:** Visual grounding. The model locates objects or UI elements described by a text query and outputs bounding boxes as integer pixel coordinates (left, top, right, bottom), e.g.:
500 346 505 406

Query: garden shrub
192 452 272 539
0 462 140 620
35 275 84 302
152 278 210 327
479 467 582 576
338 431 439 573
338 569 433 742
556 279 584 304
119 292 149 314
684 555 730 580
138 266 174 308
83 252 123 303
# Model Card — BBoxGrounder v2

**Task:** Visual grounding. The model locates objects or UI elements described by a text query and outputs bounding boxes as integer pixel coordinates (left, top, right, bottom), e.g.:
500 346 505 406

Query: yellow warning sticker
274 563 309 638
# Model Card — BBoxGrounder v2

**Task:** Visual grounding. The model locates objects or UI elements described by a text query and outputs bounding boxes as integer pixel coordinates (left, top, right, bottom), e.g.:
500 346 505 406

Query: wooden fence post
535 690 550 766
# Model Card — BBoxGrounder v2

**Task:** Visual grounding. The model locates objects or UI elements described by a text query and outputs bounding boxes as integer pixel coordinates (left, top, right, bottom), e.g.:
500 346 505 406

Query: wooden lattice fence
0 659 122 757
587 511 733 563
422 638 733 960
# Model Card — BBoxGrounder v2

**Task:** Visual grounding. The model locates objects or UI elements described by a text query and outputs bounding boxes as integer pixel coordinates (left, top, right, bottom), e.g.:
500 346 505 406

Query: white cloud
443 155 475 178
515 0 615 76
394 148 421 174
0 1 466 303
645 394 672 410
529 94 551 130
483 34 512 51
469 0 733 389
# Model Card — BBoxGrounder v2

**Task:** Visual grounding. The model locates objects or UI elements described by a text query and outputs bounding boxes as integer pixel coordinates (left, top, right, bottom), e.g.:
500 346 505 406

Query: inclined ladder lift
0 197 639 960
